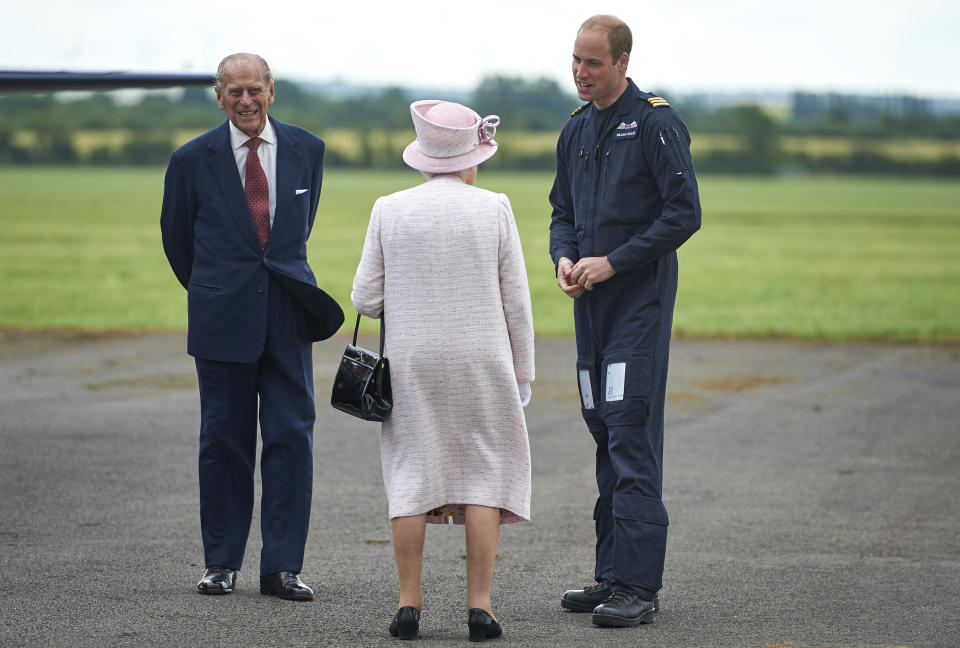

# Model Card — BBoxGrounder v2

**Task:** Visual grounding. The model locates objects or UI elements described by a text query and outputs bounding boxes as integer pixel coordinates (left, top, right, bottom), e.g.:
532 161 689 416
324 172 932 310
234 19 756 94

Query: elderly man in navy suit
161 53 343 601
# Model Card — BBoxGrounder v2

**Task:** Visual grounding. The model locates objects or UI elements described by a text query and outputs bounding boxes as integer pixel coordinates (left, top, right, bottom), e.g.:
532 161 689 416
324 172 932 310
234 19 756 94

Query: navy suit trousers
195 274 315 576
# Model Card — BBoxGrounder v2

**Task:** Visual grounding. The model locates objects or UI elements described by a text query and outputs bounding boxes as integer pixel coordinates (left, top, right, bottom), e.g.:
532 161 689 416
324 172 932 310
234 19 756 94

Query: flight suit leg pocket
599 353 653 426
612 493 669 527
576 359 604 428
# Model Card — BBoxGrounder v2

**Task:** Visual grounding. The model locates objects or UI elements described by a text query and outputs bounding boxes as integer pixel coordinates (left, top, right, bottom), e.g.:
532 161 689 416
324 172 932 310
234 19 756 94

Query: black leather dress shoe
591 590 657 627
259 571 313 601
560 582 611 612
197 566 236 595
467 608 502 642
388 606 420 640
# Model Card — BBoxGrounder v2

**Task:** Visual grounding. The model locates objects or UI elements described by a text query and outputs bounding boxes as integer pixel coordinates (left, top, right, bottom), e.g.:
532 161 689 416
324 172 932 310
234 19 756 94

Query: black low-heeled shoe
467 608 502 642
389 606 420 640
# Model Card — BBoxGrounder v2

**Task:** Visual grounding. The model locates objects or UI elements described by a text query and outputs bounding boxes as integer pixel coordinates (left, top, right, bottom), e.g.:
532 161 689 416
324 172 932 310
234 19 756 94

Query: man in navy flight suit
550 15 701 627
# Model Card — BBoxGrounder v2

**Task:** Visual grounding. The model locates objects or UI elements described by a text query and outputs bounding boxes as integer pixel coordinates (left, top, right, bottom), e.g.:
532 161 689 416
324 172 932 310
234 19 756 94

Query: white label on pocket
606 362 626 402
578 370 595 409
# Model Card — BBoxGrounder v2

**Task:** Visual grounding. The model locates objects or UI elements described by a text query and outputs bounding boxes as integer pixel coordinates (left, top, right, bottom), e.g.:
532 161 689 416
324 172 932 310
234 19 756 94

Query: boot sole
592 609 655 627
560 598 602 613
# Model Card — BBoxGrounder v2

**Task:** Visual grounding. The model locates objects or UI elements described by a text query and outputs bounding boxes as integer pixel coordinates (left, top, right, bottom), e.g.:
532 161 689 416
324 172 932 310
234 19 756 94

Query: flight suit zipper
590 128 612 251
586 117 620 360
658 128 688 171
591 116 622 250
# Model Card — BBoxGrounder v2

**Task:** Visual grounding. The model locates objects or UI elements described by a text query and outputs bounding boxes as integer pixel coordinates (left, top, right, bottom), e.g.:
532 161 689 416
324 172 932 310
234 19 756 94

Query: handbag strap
378 315 386 357
352 313 386 357
352 314 361 345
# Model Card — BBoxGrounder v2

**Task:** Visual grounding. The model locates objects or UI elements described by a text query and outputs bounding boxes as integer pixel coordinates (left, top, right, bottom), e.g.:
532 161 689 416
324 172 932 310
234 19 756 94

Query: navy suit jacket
161 117 344 362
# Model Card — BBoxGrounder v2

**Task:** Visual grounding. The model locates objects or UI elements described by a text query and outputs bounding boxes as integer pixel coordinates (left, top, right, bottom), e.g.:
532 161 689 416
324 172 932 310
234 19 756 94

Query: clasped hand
556 256 615 298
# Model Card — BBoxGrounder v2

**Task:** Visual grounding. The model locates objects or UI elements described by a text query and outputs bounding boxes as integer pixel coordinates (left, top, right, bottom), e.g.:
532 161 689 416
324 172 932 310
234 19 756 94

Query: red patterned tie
244 137 270 247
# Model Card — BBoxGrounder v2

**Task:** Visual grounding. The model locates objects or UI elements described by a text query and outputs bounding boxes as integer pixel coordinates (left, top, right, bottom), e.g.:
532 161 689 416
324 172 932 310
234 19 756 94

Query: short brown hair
579 15 632 63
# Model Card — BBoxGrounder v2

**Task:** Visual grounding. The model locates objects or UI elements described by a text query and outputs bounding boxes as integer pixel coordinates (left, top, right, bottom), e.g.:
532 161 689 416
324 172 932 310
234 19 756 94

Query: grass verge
1 167 957 340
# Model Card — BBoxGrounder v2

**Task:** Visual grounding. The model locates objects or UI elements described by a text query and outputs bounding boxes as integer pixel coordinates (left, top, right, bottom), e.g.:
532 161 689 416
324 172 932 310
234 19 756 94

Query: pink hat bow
479 115 500 144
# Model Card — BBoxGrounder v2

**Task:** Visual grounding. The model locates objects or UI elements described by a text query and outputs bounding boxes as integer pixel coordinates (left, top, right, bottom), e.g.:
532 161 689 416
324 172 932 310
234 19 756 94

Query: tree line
2 76 958 176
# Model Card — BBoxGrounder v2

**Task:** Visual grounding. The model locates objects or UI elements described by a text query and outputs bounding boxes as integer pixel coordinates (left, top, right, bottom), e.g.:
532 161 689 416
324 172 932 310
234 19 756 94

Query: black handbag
331 314 392 421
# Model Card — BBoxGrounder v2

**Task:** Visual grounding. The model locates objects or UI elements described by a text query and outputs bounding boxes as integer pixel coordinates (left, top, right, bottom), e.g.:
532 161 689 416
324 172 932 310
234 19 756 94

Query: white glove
518 382 532 408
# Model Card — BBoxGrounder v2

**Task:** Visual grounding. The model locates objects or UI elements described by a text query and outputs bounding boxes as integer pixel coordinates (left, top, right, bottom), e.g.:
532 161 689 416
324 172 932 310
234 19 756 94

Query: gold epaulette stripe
647 96 670 107
571 104 587 117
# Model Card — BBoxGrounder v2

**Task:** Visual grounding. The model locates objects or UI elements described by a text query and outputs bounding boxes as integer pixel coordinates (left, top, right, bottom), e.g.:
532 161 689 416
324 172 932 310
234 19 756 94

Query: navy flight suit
549 78 701 600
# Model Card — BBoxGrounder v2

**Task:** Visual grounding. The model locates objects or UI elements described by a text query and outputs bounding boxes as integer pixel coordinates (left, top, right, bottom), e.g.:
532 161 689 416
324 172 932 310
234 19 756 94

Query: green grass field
23 129 960 163
1 167 957 340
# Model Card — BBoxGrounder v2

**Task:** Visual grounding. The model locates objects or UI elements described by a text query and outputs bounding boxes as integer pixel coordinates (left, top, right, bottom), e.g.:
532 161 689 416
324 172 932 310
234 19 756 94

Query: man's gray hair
215 53 273 92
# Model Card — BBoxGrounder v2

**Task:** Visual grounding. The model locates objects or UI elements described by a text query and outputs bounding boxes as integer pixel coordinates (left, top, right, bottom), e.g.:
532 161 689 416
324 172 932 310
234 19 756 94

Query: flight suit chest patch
613 119 639 140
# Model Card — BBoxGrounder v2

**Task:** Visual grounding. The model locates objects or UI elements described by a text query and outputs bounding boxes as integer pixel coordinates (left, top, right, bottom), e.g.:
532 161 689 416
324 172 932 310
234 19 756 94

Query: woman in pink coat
352 100 535 642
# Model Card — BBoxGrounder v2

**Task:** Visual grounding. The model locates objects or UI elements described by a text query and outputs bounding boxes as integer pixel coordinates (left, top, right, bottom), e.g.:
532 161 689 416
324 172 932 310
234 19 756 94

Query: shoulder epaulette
647 96 670 108
571 103 589 118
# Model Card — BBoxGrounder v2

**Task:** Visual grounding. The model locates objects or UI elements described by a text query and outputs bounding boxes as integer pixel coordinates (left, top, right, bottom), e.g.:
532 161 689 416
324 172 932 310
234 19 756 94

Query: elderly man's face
216 59 274 138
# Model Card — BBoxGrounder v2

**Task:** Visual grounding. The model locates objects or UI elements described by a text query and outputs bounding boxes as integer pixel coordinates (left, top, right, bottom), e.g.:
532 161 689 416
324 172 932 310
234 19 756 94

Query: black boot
560 582 611 612
592 591 657 627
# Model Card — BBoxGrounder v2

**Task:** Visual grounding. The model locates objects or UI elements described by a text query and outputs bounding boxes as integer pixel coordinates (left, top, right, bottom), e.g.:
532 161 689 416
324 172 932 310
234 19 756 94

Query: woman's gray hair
421 168 476 181
214 53 273 92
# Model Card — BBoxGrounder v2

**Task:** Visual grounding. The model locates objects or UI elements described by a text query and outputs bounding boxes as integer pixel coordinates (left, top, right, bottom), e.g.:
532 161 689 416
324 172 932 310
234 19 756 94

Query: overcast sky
6 0 959 98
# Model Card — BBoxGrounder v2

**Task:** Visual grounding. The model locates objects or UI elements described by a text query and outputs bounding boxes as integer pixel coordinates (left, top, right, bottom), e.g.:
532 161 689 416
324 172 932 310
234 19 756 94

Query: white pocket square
295 188 308 195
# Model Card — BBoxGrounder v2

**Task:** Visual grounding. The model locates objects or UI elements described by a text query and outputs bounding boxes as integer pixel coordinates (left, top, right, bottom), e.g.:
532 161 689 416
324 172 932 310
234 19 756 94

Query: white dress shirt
228 119 277 226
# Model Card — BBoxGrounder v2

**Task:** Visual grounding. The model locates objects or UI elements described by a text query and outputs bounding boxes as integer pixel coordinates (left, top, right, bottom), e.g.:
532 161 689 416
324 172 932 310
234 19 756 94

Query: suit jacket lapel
207 121 263 253
270 118 302 251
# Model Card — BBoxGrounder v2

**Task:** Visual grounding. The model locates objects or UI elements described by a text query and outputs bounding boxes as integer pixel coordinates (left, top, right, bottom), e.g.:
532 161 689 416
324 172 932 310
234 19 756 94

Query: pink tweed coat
351 174 535 523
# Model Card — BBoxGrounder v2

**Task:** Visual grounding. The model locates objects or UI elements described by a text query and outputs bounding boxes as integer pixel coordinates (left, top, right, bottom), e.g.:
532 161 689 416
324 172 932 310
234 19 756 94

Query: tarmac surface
0 330 958 648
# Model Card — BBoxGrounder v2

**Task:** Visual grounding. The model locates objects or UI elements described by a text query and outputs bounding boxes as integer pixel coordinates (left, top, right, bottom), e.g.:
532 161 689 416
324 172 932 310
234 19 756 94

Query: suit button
263 256 270 264
257 285 264 294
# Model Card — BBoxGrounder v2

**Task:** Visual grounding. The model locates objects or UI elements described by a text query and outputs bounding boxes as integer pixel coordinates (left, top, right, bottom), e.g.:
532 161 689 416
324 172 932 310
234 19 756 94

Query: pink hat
402 100 500 173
